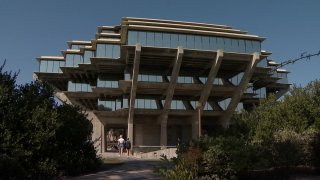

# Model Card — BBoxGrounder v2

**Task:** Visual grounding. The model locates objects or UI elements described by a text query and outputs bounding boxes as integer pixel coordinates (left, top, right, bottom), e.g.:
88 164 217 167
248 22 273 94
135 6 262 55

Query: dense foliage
0 64 100 179
159 80 320 179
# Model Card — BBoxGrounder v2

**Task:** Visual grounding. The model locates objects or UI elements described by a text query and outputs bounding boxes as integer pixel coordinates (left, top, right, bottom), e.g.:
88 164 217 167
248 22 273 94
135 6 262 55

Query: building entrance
105 127 126 152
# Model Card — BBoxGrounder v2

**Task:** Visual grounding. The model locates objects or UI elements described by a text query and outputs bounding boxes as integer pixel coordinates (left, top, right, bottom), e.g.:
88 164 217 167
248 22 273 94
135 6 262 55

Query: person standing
125 138 131 157
117 135 125 156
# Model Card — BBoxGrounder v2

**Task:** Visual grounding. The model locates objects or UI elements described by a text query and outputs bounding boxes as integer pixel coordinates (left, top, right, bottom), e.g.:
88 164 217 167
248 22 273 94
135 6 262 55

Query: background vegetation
0 64 100 179
158 80 320 180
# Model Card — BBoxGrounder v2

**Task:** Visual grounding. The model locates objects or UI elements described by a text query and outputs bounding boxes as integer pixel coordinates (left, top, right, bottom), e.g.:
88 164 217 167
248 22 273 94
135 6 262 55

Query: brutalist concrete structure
34 17 289 153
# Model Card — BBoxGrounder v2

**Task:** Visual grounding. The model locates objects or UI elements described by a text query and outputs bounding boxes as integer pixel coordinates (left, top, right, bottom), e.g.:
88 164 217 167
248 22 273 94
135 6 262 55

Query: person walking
117 135 125 157
125 138 131 157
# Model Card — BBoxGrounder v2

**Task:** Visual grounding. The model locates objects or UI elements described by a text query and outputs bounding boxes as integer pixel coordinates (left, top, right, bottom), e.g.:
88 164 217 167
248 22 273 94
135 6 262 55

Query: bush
0 64 100 179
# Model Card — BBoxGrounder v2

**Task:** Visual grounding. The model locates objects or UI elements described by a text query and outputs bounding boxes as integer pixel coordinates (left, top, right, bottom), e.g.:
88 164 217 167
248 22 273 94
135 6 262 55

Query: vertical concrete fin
221 52 260 128
193 49 223 139
160 47 184 147
127 44 141 145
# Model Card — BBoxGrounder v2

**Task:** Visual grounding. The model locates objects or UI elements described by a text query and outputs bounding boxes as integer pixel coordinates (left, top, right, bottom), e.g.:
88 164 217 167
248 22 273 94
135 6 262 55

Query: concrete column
101 124 105 153
193 50 223 138
192 109 200 139
160 121 167 149
221 53 260 128
159 47 184 147
128 44 141 146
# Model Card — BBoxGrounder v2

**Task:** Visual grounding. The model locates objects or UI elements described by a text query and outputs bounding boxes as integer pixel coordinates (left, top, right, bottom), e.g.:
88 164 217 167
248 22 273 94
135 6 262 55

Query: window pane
113 45 120 58
47 60 54 72
245 40 253 53
170 34 179 48
231 39 239 52
59 61 65 73
146 32 155 46
238 39 246 53
128 31 138 45
163 33 170 47
210 37 217 51
178 34 187 47
216 37 224 50
252 41 261 52
224 38 232 52
202 36 210 50
106 44 113 58
154 32 163 47
84 51 93 64
40 60 47 72
96 44 105 57
53 61 60 72
194 35 202 49
138 31 147 46
186 35 195 49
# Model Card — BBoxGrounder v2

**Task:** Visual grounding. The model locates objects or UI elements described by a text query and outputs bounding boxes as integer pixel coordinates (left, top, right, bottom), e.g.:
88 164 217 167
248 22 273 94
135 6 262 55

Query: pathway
70 153 164 180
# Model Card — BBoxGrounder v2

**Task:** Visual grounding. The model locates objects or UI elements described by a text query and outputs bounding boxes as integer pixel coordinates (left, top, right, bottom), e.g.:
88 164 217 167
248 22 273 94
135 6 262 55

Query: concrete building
34 17 289 153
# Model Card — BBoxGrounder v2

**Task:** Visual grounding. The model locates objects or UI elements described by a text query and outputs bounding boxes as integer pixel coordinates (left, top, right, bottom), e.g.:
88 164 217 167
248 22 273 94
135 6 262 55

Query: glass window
112 45 120 58
68 81 75 91
96 44 105 57
170 34 179 48
209 37 217 51
97 77 105 87
84 51 93 64
52 61 60 73
186 35 195 49
128 31 138 45
106 44 113 58
47 60 54 72
138 31 147 46
235 103 243 112
59 61 65 73
194 35 202 49
199 77 207 84
245 40 253 53
252 41 261 52
218 98 231 110
224 38 232 52
40 60 47 72
216 37 224 50
154 32 163 47
123 98 129 108
125 73 131 80
163 33 170 47
202 36 210 50
73 55 83 67
146 32 155 46
238 39 246 53
178 34 187 48
204 102 213 110
231 39 239 52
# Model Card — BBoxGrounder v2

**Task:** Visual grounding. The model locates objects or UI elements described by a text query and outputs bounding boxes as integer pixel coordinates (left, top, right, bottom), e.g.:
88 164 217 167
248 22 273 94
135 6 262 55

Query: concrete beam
160 47 184 147
193 50 223 139
221 52 260 128
127 44 141 145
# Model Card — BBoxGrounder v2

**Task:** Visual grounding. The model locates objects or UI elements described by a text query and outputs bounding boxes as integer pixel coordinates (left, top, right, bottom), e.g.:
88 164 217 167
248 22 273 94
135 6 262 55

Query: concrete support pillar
160 120 167 149
194 50 223 138
128 44 141 146
221 52 260 128
192 109 200 139
159 47 184 147
101 124 105 153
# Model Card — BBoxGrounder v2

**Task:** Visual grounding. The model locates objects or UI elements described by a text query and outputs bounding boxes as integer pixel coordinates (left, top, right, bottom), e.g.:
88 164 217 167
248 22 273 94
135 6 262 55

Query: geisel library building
34 17 289 153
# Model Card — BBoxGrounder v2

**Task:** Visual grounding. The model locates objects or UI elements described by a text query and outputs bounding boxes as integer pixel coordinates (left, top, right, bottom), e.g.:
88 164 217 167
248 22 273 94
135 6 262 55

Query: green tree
0 64 100 179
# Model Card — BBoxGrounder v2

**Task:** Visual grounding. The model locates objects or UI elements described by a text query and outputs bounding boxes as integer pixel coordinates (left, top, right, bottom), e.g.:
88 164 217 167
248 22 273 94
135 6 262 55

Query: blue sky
0 0 319 86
